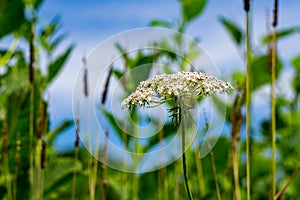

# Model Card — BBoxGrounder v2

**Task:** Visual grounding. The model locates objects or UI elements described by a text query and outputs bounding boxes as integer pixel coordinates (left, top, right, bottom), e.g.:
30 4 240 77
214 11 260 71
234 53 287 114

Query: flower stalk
179 98 193 200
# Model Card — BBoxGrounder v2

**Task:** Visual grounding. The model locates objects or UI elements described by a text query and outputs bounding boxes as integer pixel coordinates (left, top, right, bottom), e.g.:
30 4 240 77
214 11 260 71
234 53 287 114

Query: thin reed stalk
121 59 128 199
93 144 99 199
157 112 169 200
204 111 221 200
71 115 80 200
174 160 180 200
29 15 35 200
195 147 206 197
244 0 251 199
271 0 278 198
99 64 113 200
210 148 221 200
163 168 169 200
101 128 109 200
82 57 96 200
231 90 244 200
121 130 128 198
158 170 162 200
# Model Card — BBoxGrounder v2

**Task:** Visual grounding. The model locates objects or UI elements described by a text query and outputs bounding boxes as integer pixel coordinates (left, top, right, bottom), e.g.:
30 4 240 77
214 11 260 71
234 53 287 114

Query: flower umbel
122 71 233 109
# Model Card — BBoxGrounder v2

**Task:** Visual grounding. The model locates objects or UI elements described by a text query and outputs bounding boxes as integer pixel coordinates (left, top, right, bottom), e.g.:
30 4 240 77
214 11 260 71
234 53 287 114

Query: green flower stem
179 98 193 200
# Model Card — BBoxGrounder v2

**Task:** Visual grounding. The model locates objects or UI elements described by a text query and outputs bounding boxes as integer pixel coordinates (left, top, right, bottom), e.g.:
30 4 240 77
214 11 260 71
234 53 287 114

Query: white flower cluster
122 71 233 108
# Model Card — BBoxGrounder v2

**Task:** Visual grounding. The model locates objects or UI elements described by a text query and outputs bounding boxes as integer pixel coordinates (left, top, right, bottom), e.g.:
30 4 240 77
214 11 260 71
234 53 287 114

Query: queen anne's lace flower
122 71 233 109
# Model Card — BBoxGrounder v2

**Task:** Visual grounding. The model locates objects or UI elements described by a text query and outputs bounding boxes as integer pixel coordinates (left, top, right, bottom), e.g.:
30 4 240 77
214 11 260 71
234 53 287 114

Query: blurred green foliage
1 0 300 200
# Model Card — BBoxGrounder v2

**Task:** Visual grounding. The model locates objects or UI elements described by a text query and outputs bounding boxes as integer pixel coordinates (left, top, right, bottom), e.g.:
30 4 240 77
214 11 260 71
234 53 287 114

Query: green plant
122 71 233 200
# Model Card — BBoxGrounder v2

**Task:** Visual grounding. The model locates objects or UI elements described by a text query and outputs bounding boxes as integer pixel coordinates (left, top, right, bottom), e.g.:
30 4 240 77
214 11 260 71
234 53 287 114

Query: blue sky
38 0 300 151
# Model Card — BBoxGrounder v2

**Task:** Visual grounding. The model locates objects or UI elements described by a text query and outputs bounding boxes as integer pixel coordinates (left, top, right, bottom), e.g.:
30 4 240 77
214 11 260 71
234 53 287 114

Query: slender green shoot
195 147 206 197
244 0 251 199
271 0 278 198
204 111 221 200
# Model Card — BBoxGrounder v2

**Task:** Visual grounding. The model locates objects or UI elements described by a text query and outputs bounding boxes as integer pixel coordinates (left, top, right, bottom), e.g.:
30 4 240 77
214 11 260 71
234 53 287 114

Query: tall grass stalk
121 126 128 198
210 148 221 200
122 54 129 199
231 91 244 200
204 112 221 200
99 64 113 199
157 113 169 200
271 0 278 198
29 15 35 200
92 150 99 199
82 57 96 200
101 129 109 200
195 147 206 197
244 0 251 199
71 115 80 200
174 160 180 200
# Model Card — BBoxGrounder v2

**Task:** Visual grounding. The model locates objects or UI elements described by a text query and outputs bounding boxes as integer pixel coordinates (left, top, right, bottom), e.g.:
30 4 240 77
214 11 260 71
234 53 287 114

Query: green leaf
292 54 300 72
139 171 159 199
179 0 207 23
44 157 82 196
47 45 74 83
250 54 282 91
112 68 124 80
23 0 44 9
292 55 300 94
128 53 155 89
261 27 300 44
219 16 244 46
149 20 171 28
103 109 131 147
0 0 25 38
232 71 245 89
1 53 30 94
47 120 73 146
39 16 65 53
33 0 44 9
